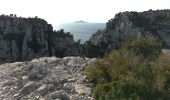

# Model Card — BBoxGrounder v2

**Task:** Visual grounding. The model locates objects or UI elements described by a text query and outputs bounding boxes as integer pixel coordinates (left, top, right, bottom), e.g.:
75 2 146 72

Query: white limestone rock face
0 56 96 100
89 10 170 54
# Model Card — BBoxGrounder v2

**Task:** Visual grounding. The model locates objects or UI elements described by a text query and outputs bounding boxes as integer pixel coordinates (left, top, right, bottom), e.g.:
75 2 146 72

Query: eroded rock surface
0 56 96 100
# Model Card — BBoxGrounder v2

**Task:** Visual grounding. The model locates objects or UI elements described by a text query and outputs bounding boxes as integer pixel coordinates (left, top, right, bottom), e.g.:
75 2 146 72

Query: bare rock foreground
0 56 96 100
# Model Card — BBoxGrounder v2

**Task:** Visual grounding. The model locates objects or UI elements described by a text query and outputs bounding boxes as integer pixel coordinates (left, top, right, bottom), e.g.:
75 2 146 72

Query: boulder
21 82 36 95
36 84 54 96
28 67 48 80
74 84 91 95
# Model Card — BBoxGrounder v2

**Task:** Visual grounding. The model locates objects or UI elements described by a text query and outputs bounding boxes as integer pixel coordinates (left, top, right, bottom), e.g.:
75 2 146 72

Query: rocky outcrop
89 9 170 55
0 56 96 100
48 29 82 57
0 15 78 63
0 15 52 63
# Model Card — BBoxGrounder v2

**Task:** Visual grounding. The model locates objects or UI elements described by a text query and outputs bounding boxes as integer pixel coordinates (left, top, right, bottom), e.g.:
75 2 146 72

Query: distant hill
74 20 88 23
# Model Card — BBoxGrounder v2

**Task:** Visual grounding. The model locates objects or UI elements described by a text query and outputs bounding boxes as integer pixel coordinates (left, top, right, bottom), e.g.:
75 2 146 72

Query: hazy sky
0 0 170 26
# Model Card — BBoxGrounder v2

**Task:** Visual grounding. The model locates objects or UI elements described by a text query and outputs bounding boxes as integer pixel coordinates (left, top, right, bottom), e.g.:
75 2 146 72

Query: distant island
74 20 88 23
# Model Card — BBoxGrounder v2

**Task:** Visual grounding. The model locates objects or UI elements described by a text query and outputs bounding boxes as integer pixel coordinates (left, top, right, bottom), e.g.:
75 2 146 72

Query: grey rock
28 67 48 80
60 94 70 100
21 81 36 95
74 84 91 95
36 84 54 96
0 57 95 100
76 76 87 84
63 83 74 90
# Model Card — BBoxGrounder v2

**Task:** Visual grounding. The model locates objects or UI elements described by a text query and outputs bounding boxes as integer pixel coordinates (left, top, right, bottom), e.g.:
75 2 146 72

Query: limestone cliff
89 9 170 55
0 15 77 63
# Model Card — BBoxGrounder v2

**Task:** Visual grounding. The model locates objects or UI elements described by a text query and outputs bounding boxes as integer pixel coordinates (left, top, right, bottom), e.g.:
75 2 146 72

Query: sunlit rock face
0 15 77 63
89 9 170 54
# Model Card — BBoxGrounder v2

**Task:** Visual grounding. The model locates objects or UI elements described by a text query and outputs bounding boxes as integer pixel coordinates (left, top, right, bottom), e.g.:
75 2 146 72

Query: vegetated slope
89 9 170 56
86 37 170 100
0 56 96 100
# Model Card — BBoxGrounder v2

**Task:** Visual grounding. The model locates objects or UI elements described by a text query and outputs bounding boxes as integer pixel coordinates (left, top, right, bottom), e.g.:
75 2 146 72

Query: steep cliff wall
89 9 170 55
0 15 76 63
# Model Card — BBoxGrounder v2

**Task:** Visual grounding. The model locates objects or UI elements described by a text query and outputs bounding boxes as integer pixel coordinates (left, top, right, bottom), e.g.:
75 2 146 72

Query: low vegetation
85 37 170 100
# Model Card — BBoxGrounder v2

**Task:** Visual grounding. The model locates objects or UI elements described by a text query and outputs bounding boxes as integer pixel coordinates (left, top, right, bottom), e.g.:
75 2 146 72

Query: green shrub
86 37 170 100
122 36 162 59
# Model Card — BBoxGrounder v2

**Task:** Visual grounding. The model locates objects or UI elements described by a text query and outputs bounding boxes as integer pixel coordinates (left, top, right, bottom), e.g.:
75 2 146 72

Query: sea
55 23 106 43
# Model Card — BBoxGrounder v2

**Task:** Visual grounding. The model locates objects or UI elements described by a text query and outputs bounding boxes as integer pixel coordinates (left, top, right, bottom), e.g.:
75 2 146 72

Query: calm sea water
55 23 105 43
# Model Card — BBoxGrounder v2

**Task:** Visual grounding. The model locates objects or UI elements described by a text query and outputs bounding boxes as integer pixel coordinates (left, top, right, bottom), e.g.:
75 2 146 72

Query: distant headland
74 20 88 23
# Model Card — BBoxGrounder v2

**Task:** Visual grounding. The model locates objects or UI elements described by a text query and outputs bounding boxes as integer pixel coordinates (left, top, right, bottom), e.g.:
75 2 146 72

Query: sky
0 0 170 27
